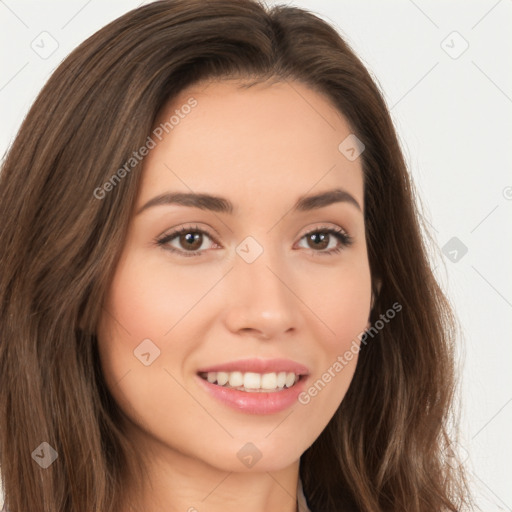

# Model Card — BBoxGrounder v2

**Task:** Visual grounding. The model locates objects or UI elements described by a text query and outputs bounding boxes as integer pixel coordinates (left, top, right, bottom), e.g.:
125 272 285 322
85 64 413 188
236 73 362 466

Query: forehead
138 79 364 211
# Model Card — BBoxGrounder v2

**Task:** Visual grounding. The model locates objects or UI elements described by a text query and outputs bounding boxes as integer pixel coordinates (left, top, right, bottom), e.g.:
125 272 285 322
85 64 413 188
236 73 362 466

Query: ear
371 278 382 309
366 278 382 329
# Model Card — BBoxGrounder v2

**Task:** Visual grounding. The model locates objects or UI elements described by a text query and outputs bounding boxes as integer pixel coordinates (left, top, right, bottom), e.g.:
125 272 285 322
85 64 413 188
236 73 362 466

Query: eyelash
155 224 353 258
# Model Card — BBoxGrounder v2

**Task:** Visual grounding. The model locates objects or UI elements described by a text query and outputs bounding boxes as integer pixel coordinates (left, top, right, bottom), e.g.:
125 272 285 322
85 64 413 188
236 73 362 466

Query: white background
1 1 511 510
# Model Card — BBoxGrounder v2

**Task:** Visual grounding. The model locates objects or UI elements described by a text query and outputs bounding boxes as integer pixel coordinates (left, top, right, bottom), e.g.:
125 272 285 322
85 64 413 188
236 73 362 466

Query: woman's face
97 79 372 473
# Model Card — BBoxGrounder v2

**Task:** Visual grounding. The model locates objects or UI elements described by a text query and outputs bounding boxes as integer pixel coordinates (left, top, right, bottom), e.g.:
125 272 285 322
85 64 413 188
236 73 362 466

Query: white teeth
216 371 229 386
260 372 277 389
200 370 300 391
228 371 243 387
243 372 261 389
285 372 296 388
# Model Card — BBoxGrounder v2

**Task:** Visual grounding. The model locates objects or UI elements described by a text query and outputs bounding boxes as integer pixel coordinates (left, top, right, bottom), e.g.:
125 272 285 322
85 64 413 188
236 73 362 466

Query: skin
97 78 373 512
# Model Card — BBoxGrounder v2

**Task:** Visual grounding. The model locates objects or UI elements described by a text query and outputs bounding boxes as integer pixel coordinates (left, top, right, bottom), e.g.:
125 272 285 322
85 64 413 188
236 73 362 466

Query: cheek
95 251 226 409
293 259 371 419
95 255 205 437
301 257 372 351
101 249 225 342
329 284 371 352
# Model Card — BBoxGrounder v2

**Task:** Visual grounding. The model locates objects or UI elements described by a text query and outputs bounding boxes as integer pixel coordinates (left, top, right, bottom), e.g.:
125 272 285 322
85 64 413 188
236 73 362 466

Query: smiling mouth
198 371 305 393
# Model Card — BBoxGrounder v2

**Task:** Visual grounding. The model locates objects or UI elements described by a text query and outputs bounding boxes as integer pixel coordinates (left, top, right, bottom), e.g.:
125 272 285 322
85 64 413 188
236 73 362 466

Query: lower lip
195 374 308 415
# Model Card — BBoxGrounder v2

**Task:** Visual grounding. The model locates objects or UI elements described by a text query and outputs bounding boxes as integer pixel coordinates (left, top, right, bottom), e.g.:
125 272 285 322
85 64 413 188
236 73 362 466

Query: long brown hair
0 1 472 510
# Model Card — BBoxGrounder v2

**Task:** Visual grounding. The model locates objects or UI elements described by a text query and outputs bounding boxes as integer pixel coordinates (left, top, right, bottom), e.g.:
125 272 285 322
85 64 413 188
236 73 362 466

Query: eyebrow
136 187 362 216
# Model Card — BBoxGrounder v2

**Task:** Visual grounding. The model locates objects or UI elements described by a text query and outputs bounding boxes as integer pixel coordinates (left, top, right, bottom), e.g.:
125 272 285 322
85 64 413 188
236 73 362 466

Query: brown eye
297 227 353 255
305 232 330 250
178 232 203 251
156 225 218 257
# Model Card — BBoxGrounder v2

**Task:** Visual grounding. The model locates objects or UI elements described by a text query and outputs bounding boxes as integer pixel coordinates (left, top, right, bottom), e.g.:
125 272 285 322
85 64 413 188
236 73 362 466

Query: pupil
310 233 328 249
182 232 201 249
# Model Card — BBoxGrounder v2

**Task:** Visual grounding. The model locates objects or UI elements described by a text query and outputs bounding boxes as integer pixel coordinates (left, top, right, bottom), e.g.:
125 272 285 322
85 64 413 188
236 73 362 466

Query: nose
222 242 303 340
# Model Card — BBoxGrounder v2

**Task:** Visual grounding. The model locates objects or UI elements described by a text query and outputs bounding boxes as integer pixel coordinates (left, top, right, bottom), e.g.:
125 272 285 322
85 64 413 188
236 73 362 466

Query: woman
0 0 472 510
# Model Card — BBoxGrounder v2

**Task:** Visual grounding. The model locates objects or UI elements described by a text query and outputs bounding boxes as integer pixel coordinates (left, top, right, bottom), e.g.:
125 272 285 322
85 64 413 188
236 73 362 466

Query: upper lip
197 358 310 376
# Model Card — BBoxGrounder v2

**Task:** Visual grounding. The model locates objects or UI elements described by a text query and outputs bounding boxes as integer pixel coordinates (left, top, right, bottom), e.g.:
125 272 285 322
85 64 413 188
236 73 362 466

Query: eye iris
181 232 202 250
308 232 329 250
